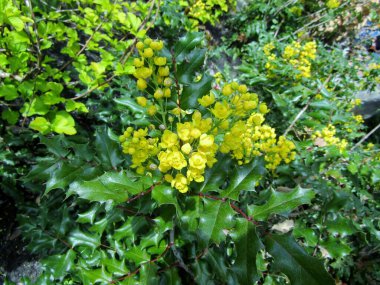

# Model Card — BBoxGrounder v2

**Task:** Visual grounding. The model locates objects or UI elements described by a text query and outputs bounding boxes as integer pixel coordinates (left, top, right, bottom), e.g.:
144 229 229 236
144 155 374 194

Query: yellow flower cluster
159 111 218 193
264 41 317 79
119 127 160 174
132 37 172 116
219 112 296 169
121 36 297 194
326 0 340 9
187 0 234 27
283 41 317 78
312 124 347 152
199 81 260 120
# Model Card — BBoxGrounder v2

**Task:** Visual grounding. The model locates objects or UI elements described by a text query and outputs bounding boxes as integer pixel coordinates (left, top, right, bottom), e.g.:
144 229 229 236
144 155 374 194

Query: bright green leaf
51 111 77 135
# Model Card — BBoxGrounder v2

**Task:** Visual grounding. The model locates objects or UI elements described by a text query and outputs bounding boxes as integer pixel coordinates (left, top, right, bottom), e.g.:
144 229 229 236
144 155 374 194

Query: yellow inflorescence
326 0 340 9
133 37 172 114
120 38 297 193
264 41 317 79
312 124 347 152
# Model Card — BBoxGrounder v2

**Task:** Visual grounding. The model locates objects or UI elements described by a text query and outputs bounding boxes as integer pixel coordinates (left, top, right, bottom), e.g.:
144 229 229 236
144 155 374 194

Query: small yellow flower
143 48 154 58
211 101 231 119
189 152 207 170
137 79 147 90
198 93 215 107
154 57 167 66
161 130 179 149
171 173 188 193
181 143 192 154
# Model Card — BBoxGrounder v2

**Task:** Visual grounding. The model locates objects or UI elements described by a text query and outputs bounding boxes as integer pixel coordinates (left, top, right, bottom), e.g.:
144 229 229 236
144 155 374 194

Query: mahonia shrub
15 33 339 285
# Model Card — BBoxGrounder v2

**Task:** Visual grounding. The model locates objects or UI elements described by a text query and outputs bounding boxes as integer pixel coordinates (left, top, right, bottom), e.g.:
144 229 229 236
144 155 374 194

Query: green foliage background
1 0 380 284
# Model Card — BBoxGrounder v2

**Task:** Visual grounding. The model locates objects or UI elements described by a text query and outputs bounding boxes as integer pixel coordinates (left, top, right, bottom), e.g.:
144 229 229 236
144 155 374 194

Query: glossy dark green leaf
79 266 113 285
68 229 100 249
264 234 334 285
152 184 181 214
45 162 99 194
177 48 207 84
248 186 315 221
125 246 150 265
43 250 76 279
94 126 123 169
180 74 213 109
114 96 145 113
198 199 235 245
199 154 231 193
222 158 266 200
68 171 152 203
174 32 204 61
231 218 263 284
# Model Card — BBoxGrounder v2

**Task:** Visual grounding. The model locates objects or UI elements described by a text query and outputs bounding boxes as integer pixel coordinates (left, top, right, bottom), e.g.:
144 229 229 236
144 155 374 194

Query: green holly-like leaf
29 117 51 134
68 171 152 203
79 266 113 285
199 154 231 192
181 74 213 109
174 32 204 62
51 111 77 135
95 126 123 169
177 48 207 84
77 204 100 224
125 246 150 265
264 234 334 285
152 184 181 214
231 218 263 285
68 229 100 249
43 249 76 280
45 162 99 194
114 96 145 113
248 186 315 221
222 158 266 200
198 198 235 246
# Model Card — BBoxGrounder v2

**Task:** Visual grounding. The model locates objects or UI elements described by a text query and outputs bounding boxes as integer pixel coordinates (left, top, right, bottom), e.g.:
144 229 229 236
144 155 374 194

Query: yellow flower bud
137 78 147 90
136 42 144 50
158 66 170 77
154 57 167 66
147 105 157 116
154 88 164 100
164 77 172 87
133 58 144 67
181 143 192 154
222 84 233 96
136 96 147 107
164 88 171 98
144 38 152 45
143 48 154 58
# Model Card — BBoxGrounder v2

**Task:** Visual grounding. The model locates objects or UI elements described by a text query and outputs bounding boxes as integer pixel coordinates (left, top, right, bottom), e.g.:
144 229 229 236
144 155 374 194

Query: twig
59 23 103 72
351 122 380 151
198 193 258 225
283 74 332 137
25 0 42 67
125 184 155 204
169 228 195 278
